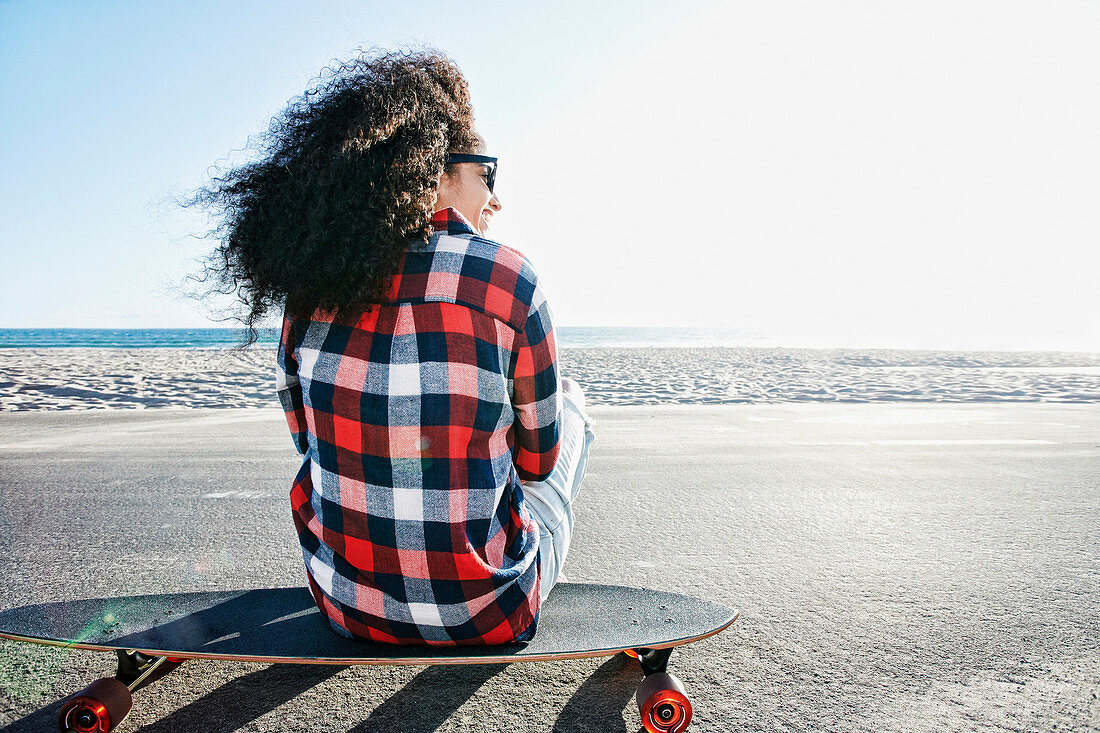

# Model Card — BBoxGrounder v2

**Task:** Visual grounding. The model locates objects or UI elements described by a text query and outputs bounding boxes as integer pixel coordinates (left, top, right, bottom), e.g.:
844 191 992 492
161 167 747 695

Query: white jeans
522 392 595 601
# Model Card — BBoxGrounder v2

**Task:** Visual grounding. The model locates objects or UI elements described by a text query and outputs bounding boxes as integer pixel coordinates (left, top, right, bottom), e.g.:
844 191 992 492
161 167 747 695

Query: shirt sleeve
510 284 562 482
276 313 309 455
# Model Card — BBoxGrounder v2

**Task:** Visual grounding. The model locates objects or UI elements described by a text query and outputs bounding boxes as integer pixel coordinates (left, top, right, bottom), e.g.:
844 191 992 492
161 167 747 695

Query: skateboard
0 583 737 733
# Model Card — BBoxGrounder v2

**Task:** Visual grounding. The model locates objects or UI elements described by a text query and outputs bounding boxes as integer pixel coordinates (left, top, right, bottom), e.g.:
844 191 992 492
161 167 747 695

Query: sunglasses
444 153 498 193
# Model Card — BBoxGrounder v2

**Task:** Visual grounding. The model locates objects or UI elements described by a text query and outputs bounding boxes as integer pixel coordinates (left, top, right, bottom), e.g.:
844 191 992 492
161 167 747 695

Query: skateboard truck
58 651 184 733
630 647 693 733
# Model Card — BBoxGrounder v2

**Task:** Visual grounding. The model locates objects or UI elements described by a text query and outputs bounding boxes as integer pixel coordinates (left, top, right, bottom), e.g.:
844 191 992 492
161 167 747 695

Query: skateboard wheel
624 648 640 659
58 678 132 733
637 672 692 733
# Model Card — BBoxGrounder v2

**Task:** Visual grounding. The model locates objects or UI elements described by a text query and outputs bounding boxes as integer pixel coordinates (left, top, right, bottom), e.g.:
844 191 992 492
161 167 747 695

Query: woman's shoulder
429 231 543 313
425 208 541 288
397 236 533 332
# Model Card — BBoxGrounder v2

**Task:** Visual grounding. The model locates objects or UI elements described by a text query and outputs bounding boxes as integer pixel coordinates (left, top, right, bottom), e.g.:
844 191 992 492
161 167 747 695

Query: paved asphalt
0 404 1097 731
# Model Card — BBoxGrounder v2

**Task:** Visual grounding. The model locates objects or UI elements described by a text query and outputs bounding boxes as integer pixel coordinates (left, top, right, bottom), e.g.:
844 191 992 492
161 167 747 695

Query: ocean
0 327 768 349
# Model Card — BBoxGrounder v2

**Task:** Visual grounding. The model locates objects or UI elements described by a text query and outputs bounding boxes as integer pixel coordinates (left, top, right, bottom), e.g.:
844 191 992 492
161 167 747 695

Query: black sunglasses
444 153 498 193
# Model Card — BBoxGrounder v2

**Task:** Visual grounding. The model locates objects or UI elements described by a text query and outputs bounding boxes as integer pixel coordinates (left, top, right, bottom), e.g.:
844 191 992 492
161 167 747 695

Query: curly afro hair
190 48 481 343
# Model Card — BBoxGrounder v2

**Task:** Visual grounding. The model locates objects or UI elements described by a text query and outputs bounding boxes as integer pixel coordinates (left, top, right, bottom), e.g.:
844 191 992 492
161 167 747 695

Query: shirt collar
431 207 478 236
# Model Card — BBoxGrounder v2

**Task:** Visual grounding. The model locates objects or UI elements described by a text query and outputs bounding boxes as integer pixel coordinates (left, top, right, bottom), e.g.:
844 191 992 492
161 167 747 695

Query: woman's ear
435 169 456 211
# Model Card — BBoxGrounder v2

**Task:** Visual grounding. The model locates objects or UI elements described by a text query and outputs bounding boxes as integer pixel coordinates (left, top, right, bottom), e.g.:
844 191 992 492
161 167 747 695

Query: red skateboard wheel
58 678 132 733
636 672 692 733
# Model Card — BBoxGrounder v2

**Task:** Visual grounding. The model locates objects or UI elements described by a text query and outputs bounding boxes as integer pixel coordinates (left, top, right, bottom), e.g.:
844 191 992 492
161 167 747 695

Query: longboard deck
0 583 737 665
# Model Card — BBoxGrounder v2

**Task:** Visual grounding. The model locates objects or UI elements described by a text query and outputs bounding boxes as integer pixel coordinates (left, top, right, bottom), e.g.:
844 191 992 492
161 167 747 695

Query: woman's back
277 209 561 645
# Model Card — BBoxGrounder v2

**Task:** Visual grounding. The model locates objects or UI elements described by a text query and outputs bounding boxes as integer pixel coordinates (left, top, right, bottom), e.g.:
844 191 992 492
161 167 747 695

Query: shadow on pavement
8 655 641 732
3 696 67 733
2 663 345 733
553 654 640 733
138 663 347 732
349 663 508 733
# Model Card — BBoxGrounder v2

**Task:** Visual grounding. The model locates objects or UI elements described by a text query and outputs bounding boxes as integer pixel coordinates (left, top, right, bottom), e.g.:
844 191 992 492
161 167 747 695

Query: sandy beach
1 347 1099 410
0 349 1098 731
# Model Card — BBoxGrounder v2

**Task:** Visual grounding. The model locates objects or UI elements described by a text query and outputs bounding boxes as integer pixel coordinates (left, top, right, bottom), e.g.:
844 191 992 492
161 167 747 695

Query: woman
195 49 594 645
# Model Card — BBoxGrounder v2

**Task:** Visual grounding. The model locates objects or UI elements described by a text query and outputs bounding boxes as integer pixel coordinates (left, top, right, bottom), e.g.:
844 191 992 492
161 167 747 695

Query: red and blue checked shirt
276 208 562 645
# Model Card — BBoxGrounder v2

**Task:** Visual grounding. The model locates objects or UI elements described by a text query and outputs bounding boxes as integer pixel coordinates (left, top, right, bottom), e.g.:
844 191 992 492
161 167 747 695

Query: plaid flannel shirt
276 208 562 645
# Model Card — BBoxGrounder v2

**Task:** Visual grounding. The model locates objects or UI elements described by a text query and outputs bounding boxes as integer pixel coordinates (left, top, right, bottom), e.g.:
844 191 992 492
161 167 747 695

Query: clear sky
2 0 1098 351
